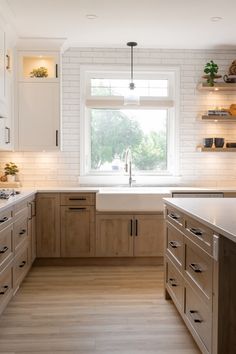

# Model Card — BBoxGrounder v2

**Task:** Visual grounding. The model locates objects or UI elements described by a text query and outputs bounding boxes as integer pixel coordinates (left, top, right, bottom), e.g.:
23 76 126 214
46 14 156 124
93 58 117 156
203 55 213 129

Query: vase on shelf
6 175 15 183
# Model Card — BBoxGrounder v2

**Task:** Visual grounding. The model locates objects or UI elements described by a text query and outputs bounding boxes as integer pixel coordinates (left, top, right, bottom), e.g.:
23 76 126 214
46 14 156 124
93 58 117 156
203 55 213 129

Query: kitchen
0 1 236 353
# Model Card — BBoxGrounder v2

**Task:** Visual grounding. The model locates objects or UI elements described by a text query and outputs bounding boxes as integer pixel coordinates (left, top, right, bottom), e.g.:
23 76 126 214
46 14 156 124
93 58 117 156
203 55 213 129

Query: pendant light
124 41 140 105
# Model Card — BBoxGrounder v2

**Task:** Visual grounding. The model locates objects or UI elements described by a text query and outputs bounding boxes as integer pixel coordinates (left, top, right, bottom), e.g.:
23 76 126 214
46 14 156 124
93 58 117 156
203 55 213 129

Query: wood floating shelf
202 115 236 121
198 83 236 91
199 147 236 152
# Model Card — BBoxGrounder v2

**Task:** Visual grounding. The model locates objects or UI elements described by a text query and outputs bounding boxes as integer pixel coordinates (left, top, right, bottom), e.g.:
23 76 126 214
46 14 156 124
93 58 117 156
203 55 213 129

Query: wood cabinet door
18 82 60 151
134 214 164 257
96 214 134 257
36 194 60 257
61 206 95 257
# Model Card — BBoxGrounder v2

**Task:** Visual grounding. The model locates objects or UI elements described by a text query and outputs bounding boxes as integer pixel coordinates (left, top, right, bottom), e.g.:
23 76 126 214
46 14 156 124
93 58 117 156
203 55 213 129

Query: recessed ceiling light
211 16 223 22
86 14 97 20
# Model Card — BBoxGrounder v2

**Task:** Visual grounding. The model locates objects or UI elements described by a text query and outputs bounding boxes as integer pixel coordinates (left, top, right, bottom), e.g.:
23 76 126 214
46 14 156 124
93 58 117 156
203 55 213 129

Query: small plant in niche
203 60 221 86
30 66 48 78
4 162 19 176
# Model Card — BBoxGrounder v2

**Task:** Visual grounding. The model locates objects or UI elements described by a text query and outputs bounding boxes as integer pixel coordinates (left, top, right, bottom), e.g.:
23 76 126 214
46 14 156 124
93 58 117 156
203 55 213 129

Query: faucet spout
124 148 135 187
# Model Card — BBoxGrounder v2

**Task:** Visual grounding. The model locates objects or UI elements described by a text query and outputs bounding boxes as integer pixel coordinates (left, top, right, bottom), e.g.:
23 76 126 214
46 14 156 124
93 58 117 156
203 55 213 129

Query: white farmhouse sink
96 187 171 212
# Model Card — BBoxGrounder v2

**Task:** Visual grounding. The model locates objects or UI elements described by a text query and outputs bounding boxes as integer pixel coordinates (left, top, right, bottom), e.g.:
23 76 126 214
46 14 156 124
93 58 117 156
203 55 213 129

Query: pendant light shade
124 41 140 105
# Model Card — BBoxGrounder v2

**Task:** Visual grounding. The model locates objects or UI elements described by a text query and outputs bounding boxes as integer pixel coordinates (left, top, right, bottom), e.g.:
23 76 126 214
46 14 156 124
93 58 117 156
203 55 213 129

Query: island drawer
166 206 184 230
13 244 30 289
0 208 13 232
60 193 95 206
184 238 213 302
166 222 184 269
166 257 184 312
0 224 13 271
184 283 212 353
0 263 13 315
13 213 28 253
185 216 213 255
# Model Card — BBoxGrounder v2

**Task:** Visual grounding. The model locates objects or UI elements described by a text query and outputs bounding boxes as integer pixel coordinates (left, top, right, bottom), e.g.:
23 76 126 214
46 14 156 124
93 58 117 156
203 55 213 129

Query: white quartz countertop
0 189 36 212
164 198 236 243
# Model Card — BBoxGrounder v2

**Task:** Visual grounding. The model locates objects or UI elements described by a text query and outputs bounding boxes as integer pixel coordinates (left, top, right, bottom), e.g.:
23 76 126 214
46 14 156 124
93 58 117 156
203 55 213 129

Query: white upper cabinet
16 41 64 151
18 82 60 151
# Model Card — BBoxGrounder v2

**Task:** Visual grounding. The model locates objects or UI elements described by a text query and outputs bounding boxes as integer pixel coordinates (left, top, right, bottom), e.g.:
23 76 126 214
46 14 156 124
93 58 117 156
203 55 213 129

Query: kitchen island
164 198 236 354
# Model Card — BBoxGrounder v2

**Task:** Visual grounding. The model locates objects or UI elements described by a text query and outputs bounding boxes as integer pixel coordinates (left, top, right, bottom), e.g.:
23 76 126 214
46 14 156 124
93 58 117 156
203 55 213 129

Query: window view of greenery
90 109 167 173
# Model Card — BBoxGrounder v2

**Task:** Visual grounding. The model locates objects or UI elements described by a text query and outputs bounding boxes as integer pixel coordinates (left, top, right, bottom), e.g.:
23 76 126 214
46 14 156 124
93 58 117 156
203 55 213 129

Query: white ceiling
1 0 236 49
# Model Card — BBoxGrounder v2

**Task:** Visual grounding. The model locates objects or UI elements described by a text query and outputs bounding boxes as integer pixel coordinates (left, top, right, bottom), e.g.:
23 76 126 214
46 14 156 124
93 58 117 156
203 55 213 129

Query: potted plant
4 162 19 182
203 60 221 86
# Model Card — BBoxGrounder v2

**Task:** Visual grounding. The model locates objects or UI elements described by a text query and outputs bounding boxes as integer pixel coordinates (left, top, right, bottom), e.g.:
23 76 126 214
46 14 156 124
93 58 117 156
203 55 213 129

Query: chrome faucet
124 148 136 187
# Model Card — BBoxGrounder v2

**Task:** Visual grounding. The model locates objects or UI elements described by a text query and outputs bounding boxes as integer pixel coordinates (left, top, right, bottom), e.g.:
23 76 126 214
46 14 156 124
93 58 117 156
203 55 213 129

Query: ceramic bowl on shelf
203 138 213 148
214 137 225 148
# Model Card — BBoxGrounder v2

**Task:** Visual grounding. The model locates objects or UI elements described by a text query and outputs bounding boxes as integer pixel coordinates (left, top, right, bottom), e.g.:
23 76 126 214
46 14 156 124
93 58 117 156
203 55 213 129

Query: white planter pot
7 175 15 183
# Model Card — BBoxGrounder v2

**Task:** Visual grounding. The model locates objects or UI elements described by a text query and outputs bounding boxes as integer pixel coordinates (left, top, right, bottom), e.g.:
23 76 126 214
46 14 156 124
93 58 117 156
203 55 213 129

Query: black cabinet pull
135 219 138 236
189 227 203 237
0 285 9 295
189 263 202 273
19 229 26 236
169 278 177 287
169 212 180 220
169 241 180 249
68 207 86 211
189 310 203 323
55 64 58 78
130 219 133 236
19 261 26 268
0 216 8 223
0 246 8 254
56 130 58 146
5 127 10 144
69 197 86 201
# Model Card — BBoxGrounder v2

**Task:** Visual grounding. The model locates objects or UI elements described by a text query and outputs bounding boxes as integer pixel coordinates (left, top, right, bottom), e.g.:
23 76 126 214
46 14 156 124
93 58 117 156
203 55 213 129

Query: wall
0 47 236 187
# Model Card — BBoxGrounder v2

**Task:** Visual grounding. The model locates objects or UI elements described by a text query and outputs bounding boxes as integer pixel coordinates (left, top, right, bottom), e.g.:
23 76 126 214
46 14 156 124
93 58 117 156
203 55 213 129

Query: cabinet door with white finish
18 82 60 151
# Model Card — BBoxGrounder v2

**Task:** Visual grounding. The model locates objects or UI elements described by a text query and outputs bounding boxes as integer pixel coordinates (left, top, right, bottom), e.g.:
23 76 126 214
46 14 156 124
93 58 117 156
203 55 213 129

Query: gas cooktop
0 189 20 199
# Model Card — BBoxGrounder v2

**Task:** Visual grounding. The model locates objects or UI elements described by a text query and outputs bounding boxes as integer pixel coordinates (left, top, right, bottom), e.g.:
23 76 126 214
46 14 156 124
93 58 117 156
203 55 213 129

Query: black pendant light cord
127 42 137 90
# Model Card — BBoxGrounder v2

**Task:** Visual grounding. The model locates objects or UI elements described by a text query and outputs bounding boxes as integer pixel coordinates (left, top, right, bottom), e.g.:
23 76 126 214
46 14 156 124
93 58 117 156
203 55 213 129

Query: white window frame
79 65 180 185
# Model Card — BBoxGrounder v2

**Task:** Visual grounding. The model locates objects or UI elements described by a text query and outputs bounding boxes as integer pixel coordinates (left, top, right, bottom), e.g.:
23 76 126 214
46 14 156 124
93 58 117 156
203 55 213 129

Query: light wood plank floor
0 266 200 354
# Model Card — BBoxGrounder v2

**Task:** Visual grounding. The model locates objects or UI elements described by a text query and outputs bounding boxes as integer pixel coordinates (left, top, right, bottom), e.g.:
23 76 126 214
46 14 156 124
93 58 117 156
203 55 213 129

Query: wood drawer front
0 225 13 270
13 245 30 289
185 239 213 302
166 222 184 269
14 199 29 219
60 193 95 206
185 217 213 255
166 206 184 229
166 257 184 312
14 214 28 253
185 284 212 353
0 208 13 232
0 264 13 314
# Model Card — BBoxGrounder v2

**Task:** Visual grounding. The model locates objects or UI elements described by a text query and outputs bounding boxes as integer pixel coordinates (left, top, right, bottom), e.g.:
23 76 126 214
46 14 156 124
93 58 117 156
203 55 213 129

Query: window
80 66 179 183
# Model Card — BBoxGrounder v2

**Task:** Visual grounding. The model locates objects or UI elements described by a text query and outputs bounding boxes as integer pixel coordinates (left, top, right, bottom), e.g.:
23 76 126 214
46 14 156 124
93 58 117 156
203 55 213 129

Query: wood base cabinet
36 193 60 258
96 213 164 257
164 203 236 354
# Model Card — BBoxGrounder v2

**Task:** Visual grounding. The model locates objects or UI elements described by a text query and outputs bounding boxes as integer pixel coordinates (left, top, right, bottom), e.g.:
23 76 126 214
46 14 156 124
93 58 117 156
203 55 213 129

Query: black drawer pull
68 207 86 211
0 246 8 254
169 241 180 249
135 219 138 236
19 229 26 236
0 285 9 295
69 197 86 201
169 278 177 287
0 216 8 223
189 227 203 237
189 310 203 323
19 261 26 268
169 212 180 220
189 263 202 273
